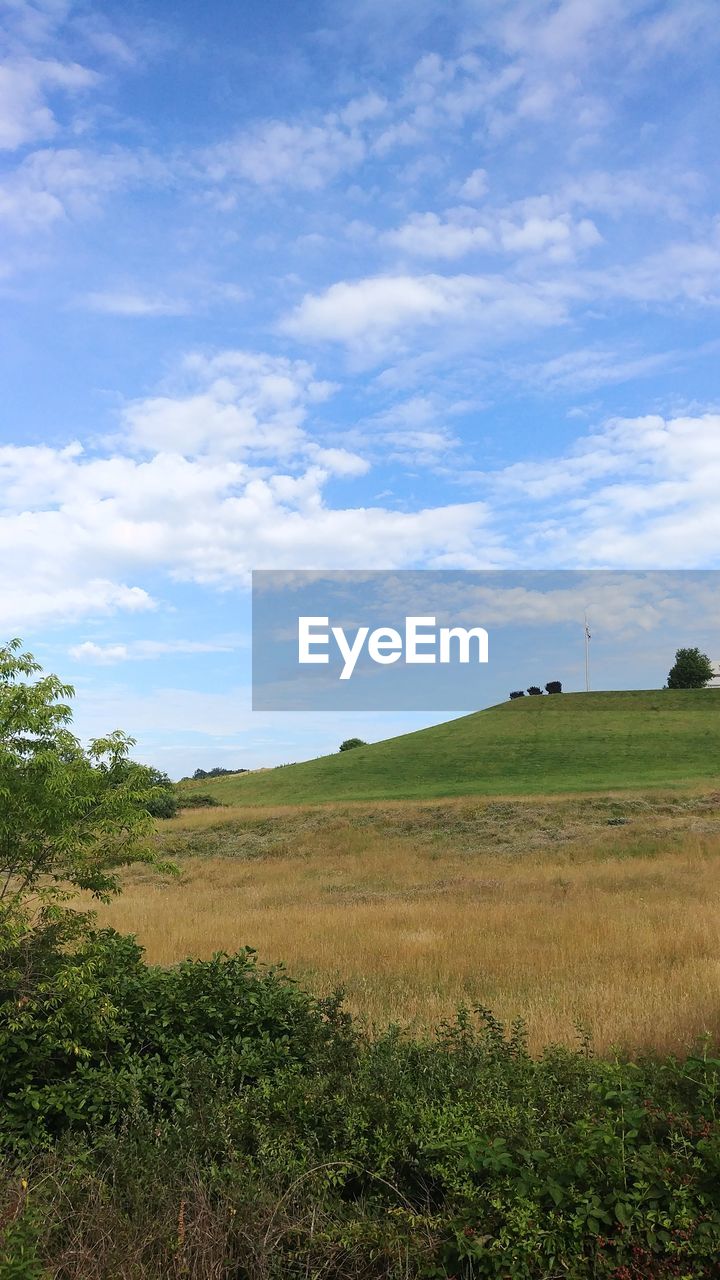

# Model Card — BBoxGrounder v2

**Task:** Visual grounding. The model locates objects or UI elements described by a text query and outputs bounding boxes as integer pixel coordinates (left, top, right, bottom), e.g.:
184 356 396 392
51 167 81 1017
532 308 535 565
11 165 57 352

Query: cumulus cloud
0 56 97 150
281 272 569 355
490 412 720 567
203 118 365 191
0 347 506 628
0 147 162 232
384 205 601 262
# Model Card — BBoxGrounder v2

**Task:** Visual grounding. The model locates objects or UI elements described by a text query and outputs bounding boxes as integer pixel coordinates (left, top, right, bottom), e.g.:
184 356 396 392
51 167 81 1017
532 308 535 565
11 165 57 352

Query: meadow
100 787 720 1055
178 689 720 806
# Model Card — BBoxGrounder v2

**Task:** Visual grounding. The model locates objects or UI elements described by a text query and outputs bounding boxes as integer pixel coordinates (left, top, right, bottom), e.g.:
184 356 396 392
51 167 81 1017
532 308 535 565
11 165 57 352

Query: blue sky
2 0 720 775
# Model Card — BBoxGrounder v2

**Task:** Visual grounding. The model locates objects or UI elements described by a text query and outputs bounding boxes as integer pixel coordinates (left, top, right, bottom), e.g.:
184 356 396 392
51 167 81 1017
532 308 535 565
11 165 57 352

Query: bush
546 680 562 694
339 738 367 751
191 767 248 780
3 999 720 1277
527 686 543 696
178 792 220 809
509 690 525 699
0 926 353 1152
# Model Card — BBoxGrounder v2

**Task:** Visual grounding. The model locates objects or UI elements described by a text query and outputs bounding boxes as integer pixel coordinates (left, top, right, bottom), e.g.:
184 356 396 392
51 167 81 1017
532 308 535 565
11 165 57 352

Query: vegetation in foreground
177 688 720 807
3 640 720 1277
102 789 720 1055
3 933 720 1279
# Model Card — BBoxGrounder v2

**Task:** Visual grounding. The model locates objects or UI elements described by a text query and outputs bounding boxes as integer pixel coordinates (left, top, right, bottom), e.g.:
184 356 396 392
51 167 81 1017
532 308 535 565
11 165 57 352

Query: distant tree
545 681 562 694
509 690 525 699
339 738 367 751
527 686 543 696
133 764 177 819
666 647 714 690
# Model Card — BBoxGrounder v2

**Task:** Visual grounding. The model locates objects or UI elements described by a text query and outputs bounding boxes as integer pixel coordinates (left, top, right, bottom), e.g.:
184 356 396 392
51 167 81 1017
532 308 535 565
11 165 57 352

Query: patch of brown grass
98 790 720 1055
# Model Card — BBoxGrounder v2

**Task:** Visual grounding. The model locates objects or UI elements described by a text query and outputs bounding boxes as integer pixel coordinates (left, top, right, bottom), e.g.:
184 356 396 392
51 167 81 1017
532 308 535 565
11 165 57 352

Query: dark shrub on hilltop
509 690 525 699
192 766 248 780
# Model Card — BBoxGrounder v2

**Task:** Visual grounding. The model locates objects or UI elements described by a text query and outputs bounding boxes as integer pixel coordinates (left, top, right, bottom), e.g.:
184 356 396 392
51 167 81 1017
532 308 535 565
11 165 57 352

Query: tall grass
100 790 720 1055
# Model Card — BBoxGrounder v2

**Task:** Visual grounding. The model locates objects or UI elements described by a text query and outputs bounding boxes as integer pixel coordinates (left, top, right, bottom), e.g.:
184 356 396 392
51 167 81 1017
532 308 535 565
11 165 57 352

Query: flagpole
584 612 590 693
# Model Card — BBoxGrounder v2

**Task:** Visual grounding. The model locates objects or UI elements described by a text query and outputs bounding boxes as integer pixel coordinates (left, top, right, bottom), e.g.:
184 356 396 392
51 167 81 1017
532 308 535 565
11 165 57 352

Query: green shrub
0 925 355 1152
178 792 220 808
2 990 720 1277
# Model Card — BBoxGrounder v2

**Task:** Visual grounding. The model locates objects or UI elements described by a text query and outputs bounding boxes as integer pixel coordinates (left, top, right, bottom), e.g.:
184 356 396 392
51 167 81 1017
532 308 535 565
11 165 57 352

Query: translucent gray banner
251 570 720 711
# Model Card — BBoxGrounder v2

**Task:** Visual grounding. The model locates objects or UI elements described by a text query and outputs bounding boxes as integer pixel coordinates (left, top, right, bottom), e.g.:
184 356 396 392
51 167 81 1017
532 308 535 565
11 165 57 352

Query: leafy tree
666 647 714 689
509 690 525 699
0 638 171 940
132 765 177 819
545 681 562 694
527 686 543 696
339 738 367 751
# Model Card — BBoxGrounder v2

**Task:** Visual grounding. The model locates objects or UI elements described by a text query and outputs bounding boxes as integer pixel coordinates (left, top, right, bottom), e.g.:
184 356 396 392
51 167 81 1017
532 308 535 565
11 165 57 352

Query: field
178 689 720 806
101 786 720 1055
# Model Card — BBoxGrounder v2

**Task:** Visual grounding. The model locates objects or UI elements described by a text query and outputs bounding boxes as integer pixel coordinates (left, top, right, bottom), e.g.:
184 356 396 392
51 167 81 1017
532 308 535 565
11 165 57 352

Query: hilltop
178 689 720 807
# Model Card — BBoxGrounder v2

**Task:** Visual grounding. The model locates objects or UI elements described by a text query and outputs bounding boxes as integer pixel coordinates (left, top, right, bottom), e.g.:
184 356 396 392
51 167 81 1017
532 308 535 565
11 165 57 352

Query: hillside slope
179 689 720 806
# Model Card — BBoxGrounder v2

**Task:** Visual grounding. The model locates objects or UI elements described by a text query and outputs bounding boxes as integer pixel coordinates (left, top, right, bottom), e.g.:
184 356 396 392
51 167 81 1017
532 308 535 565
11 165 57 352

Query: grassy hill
179 689 720 807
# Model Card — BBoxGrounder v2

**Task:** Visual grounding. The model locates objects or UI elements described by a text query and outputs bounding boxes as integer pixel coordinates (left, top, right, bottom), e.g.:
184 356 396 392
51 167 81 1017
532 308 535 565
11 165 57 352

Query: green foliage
178 792 220 808
0 639 172 934
339 737 367 751
191 766 247 779
0 926 353 1152
2 996 720 1276
667 647 715 690
126 764 178 818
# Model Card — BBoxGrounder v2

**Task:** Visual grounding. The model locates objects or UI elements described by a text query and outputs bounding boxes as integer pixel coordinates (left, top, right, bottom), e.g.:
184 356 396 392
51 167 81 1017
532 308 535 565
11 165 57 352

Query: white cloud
525 345 674 392
0 56 97 150
79 291 190 316
0 346 508 628
281 272 568 354
203 118 365 191
0 146 162 231
491 412 720 567
384 212 494 259
458 167 488 201
124 350 336 458
69 638 238 664
384 205 601 262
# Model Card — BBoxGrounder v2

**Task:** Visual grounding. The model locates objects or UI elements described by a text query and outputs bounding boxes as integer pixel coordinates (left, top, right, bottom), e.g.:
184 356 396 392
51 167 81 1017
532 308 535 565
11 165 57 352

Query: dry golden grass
98 790 720 1055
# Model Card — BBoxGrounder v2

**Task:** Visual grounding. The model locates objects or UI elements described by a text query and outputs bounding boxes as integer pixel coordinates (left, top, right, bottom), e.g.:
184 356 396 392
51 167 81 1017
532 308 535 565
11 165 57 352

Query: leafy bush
509 690 525 699
178 792 220 808
527 686 543 696
339 737 367 751
546 680 562 694
2 999 720 1277
0 927 353 1152
191 767 248 780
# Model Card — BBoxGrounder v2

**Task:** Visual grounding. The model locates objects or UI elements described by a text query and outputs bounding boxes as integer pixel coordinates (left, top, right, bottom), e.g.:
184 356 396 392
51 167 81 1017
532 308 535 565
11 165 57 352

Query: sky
2 0 720 776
